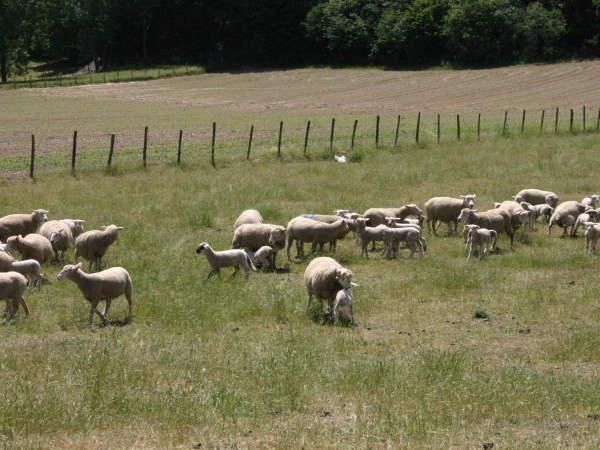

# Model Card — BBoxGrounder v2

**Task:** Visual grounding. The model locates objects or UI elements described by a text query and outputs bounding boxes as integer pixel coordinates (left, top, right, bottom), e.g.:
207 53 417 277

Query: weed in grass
473 308 489 319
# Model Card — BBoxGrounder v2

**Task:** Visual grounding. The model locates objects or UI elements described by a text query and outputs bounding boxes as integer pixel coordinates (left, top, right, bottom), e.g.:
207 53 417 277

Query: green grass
1 129 600 448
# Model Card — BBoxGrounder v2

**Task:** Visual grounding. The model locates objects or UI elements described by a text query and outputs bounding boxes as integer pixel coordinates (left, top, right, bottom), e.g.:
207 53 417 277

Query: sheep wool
233 209 264 230
74 225 123 271
424 195 476 235
39 220 73 260
304 257 354 313
6 234 53 265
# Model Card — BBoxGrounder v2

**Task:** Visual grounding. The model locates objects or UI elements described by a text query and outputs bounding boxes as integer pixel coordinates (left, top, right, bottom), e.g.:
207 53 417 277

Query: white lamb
574 209 600 236
465 225 497 260
584 222 600 253
424 195 476 235
333 288 356 326
354 218 393 258
9 260 44 288
196 242 257 278
519 202 536 231
534 204 554 223
582 195 600 208
243 245 279 271
231 224 286 270
363 204 423 228
59 219 86 241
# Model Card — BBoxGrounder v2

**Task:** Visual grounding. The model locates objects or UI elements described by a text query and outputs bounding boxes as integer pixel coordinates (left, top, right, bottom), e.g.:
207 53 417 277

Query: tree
0 0 39 83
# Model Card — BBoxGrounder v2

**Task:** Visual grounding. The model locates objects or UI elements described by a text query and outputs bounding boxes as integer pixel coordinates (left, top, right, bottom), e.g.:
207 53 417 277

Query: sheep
243 245 279 271
496 201 531 231
304 256 356 314
233 210 264 230
354 218 393 258
582 195 600 208
196 242 258 278
74 225 123 271
286 217 350 261
0 209 49 243
231 224 286 269
9 260 44 288
387 218 428 254
584 222 600 253
548 202 589 237
534 204 554 223
334 210 363 221
424 195 476 235
0 272 29 322
333 288 356 326
574 209 600 236
0 251 14 272
457 208 514 248
56 263 133 325
39 220 73 260
363 204 423 228
465 225 498 260
5 234 53 265
513 189 559 208
519 202 536 231
298 214 355 252
386 226 424 259
59 219 86 241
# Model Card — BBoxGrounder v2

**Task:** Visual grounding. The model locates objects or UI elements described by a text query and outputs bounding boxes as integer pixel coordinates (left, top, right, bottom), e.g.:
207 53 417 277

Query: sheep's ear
460 195 465 198
471 209 477 212
101 226 107 229
473 194 476 198
351 282 358 287
117 227 124 230
74 263 82 271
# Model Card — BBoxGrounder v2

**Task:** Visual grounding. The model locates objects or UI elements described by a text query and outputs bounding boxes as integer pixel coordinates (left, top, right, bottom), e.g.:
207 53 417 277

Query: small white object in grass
334 155 346 163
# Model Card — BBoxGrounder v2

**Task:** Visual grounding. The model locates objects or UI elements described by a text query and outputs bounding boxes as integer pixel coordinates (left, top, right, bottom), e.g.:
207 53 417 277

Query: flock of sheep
1 187 598 327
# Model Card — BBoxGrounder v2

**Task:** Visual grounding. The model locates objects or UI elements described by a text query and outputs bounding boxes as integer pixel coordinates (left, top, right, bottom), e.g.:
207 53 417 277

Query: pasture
1 63 600 449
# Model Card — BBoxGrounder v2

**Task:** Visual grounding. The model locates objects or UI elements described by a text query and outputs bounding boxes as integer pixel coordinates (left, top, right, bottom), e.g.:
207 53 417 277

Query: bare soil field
1 61 599 159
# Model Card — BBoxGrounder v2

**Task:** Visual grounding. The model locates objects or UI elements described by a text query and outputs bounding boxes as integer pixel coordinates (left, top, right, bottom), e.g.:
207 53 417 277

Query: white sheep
304 256 356 314
333 288 356 326
334 210 363 221
0 251 14 272
56 263 133 325
74 225 123 271
39 220 73 260
0 271 29 322
548 202 589 237
574 209 600 236
534 204 554 223
295 214 355 252
286 217 350 260
387 218 427 255
59 219 86 241
514 189 559 208
465 225 497 260
233 209 264 230
9 260 44 288
196 242 258 278
584 222 600 253
386 225 424 259
354 218 393 258
519 202 536 231
457 208 514 248
424 195 476 235
0 209 49 243
6 234 53 264
496 201 531 231
231 224 286 270
243 245 279 271
582 195 600 208
363 204 423 228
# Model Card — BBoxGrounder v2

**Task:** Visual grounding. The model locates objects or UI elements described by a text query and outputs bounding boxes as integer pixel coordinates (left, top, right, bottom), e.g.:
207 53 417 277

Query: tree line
2 0 599 83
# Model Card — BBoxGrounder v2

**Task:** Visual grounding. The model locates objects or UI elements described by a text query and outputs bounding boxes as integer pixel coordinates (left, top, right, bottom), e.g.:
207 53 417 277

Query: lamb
534 204 554 223
9 260 44 288
56 263 133 325
286 217 350 261
233 210 264 230
304 256 356 314
231 224 286 269
584 222 600 253
457 208 514 248
574 209 600 236
465 225 498 260
333 288 356 326
424 195 476 235
519 202 536 231
496 201 531 231
0 209 49 243
243 245 279 271
5 234 53 264
354 218 393 258
74 225 123 271
386 225 424 259
363 204 423 228
387 218 428 254
582 195 600 208
59 219 86 241
0 251 14 272
0 272 29 322
39 220 73 260
548 202 589 237
196 242 258 278
513 189 559 208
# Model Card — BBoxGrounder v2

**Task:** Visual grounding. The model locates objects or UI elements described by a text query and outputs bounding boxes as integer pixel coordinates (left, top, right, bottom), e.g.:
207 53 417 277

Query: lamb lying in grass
197 242 258 278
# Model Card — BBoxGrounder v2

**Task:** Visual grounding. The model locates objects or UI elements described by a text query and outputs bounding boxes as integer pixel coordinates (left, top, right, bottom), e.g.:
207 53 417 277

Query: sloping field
1 61 599 162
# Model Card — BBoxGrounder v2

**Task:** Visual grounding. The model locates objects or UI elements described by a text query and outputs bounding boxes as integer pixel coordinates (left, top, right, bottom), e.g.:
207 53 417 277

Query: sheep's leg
4 298 18 322
349 304 355 326
306 293 313 309
408 242 416 259
231 266 240 277
103 299 112 318
480 244 486 260
18 297 30 316
467 242 474 260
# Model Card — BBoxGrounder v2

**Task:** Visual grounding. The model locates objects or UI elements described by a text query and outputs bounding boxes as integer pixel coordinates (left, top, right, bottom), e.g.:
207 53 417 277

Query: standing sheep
60 219 86 241
354 218 393 258
363 204 423 228
573 209 599 236
56 263 133 325
0 251 14 272
39 220 73 261
534 204 554 223
424 195 476 235
304 256 356 314
514 189 559 208
286 217 350 261
584 222 600 253
0 272 29 322
548 202 589 237
6 235 53 265
231 224 286 270
457 208 514 248
465 225 497 261
0 210 49 243
9 260 44 288
496 201 531 231
197 242 258 278
333 288 356 326
233 210 264 230
582 195 600 208
244 245 279 271
74 225 123 271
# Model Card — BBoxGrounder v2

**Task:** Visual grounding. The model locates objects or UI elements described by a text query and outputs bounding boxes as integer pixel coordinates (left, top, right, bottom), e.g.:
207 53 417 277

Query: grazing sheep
387 218 428 252
304 256 356 314
9 260 44 288
514 189 559 208
582 195 600 208
465 225 498 260
0 210 49 243
457 208 514 248
56 263 133 325
39 220 73 260
386 226 424 259
355 218 393 258
534 204 554 223
0 272 29 322
333 288 356 326
231 224 286 269
301 214 355 252
574 209 600 236
424 195 476 235
496 201 531 231
6 234 53 265
233 209 264 230
286 217 350 260
243 245 279 271
196 242 257 278
363 204 423 228
74 225 123 271
584 222 600 253
548 202 589 237
0 251 14 272
59 219 85 241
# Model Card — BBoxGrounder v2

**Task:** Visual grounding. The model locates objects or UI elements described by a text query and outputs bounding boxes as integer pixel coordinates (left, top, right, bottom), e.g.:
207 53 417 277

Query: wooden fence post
71 131 77 171
570 109 574 133
395 115 401 147
30 135 35 178
277 121 283 157
583 106 586 131
330 118 335 151
540 110 545 131
502 111 508 135
143 126 148 168
211 122 216 168
416 112 421 144
477 113 481 141
456 114 460 141
247 125 254 160
437 114 440 143
597 108 600 132
108 134 115 167
351 120 358 149
521 110 526 134
375 115 380 148
177 130 183 165
555 108 559 134
304 121 310 156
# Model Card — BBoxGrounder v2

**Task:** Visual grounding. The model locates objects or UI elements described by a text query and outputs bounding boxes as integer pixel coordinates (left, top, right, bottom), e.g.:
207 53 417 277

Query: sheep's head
515 210 530 224
545 194 559 208
335 268 354 289
196 243 210 254
71 220 85 235
268 227 286 246
513 195 524 203
333 209 349 216
5 236 21 254
49 229 64 245
406 204 423 217
493 202 501 209
460 194 476 208
466 224 481 237
56 263 82 281
33 209 49 223
457 208 475 223
102 225 123 233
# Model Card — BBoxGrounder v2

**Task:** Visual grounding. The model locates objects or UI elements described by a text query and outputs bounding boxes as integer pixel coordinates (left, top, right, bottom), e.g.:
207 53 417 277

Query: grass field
1 63 600 449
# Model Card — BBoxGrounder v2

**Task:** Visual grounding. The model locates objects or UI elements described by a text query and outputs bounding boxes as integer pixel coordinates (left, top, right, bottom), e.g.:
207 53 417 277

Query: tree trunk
0 50 7 84
142 16 147 64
